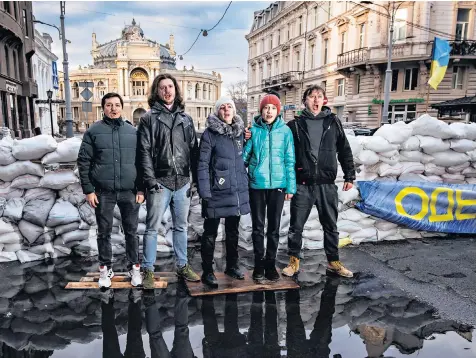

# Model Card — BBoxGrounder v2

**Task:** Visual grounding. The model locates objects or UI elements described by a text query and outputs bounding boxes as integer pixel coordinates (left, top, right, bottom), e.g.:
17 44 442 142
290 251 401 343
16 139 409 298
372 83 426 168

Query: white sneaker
98 266 114 288
128 264 142 287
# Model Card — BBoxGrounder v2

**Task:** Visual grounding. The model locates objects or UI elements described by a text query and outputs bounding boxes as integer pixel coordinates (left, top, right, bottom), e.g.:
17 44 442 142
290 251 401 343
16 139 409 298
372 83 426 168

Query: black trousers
201 216 240 272
96 190 140 270
288 184 339 262
249 188 285 262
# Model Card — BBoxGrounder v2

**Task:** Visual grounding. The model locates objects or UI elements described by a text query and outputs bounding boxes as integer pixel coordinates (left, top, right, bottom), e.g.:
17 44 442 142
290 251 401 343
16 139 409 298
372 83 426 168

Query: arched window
195 83 200 99
4 45 10 76
97 80 106 98
202 84 207 100
131 69 148 96
72 82 79 98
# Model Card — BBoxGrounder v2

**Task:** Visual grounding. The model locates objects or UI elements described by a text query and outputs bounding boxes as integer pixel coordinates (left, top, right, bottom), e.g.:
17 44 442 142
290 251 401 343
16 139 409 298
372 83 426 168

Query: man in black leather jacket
137 74 200 288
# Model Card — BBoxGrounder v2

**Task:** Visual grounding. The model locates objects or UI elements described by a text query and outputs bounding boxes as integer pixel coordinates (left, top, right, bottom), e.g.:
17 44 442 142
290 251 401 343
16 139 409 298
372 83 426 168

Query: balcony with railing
337 48 369 70
262 71 302 90
450 40 476 57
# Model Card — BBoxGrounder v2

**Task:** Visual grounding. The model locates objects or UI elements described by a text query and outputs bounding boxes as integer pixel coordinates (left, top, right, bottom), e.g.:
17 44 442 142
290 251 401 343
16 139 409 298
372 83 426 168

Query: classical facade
58 20 222 132
246 1 476 127
32 29 59 135
0 1 37 138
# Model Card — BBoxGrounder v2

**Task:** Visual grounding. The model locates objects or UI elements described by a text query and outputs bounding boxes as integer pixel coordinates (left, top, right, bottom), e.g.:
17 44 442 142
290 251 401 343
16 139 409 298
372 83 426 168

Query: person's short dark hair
101 92 124 109
148 73 184 109
302 85 326 104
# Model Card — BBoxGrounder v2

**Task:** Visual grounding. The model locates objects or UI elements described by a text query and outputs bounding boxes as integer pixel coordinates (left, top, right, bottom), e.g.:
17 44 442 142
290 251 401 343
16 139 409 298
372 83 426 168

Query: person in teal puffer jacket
243 94 296 282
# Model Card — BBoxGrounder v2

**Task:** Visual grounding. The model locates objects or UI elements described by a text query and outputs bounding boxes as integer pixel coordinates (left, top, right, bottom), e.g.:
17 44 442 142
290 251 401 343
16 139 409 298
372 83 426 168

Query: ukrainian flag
428 37 452 90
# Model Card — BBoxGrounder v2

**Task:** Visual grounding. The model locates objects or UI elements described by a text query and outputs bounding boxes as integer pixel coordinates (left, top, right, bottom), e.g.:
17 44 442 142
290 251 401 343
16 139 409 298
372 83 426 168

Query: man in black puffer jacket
282 85 356 279
78 93 144 288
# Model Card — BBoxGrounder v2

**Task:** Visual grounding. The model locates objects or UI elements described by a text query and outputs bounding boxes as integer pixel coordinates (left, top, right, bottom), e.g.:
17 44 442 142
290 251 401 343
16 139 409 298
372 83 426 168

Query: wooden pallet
65 272 169 289
186 270 300 297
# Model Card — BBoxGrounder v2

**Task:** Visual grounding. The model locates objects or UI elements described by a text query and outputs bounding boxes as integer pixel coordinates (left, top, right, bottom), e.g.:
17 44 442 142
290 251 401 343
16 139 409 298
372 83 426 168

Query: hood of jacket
253 114 286 130
300 106 332 120
206 114 244 138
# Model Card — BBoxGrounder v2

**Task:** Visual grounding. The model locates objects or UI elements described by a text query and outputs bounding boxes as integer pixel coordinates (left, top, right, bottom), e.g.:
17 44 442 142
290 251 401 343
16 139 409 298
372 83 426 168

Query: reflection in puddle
0 254 473 358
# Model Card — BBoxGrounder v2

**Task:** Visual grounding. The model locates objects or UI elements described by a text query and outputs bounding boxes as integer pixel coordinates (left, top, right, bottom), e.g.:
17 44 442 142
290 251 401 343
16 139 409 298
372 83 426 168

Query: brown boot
327 261 353 278
282 256 300 277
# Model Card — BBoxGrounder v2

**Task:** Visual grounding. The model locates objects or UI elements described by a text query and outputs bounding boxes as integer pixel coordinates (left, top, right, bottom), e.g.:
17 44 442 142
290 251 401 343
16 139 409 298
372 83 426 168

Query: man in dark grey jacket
77 93 144 288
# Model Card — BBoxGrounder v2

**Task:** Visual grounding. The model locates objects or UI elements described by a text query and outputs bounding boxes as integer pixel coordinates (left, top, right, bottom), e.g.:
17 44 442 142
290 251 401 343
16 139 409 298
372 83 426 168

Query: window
355 74 361 94
97 80 106 98
195 83 200 99
12 50 18 79
270 34 273 49
261 38 265 54
3 2 11 15
314 7 318 28
321 80 327 92
334 106 344 118
340 32 346 54
197 107 201 118
337 78 345 97
259 65 264 82
73 107 79 119
4 45 10 76
404 68 418 91
452 66 465 90
23 9 28 37
60 107 65 119
250 96 255 108
323 39 328 65
274 58 279 76
393 8 407 41
298 16 303 36
278 29 281 45
388 104 416 123
12 1 17 19
72 82 79 98
284 55 288 72
310 44 315 69
456 9 470 41
295 52 300 71
391 69 399 92
359 23 365 48
252 67 256 86
287 23 290 41
132 80 147 96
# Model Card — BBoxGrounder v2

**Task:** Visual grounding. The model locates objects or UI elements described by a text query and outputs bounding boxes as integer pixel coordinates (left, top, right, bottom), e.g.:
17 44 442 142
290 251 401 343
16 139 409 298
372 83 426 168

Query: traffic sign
52 61 59 90
82 102 92 112
81 88 93 101
79 81 94 88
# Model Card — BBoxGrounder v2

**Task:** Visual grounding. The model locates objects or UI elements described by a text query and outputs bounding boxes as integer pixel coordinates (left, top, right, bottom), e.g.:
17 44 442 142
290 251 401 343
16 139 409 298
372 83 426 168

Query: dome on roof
122 18 144 41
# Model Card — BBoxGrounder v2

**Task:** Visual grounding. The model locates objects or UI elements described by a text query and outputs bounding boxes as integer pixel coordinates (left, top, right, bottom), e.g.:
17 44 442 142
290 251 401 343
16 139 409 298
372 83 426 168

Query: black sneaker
264 265 280 282
225 266 244 280
201 272 218 288
252 261 265 282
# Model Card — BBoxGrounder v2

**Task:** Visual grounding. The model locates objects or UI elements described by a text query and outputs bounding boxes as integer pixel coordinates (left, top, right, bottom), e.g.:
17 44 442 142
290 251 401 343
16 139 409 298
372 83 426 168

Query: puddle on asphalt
0 252 474 358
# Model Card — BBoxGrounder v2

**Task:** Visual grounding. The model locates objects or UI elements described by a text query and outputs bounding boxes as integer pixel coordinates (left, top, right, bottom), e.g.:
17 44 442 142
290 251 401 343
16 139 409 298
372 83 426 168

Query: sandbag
355 150 379 166
16 250 46 264
0 252 17 262
363 136 398 153
339 208 370 221
449 122 476 140
59 183 84 205
78 202 96 226
0 229 22 244
411 114 456 139
23 188 56 202
10 174 41 189
0 181 24 200
337 183 360 204
41 137 82 164
337 220 362 233
398 173 428 182
46 200 81 227
39 170 79 190
431 151 470 167
424 163 446 176
399 151 434 164
23 196 56 228
350 227 377 242
378 162 424 177
377 228 398 241
374 121 412 144
441 173 465 184
400 136 420 151
28 243 54 255
0 161 44 182
3 198 25 222
462 167 476 177
0 138 15 165
11 135 57 160
446 162 470 174
347 136 362 158
0 219 15 235
0 197 4 217
18 220 45 244
60 229 96 244
55 222 81 236
416 136 451 154
449 139 476 153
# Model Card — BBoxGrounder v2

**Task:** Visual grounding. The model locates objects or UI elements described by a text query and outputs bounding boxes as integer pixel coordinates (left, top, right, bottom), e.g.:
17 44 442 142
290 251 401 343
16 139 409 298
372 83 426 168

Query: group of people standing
77 73 356 290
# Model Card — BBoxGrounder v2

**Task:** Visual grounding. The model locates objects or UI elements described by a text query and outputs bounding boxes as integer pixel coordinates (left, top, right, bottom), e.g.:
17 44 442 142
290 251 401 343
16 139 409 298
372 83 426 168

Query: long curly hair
147 73 184 109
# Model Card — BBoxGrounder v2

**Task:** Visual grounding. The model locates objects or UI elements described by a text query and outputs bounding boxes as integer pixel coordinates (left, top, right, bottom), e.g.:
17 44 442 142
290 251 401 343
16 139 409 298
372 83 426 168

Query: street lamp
47 89 54 136
361 1 404 124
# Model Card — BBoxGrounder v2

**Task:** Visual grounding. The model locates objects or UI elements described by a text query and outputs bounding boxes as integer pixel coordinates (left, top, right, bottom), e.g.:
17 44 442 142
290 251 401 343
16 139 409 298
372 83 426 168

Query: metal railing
337 48 369 68
262 71 302 88
449 40 476 56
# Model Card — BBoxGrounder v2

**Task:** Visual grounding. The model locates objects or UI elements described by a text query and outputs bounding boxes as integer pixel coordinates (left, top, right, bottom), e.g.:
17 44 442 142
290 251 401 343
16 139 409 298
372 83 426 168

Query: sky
32 0 269 93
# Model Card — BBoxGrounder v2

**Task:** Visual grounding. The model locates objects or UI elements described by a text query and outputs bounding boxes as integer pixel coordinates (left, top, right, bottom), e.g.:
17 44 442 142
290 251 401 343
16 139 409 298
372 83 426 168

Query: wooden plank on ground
185 270 300 297
80 276 177 283
65 281 167 289
85 272 173 278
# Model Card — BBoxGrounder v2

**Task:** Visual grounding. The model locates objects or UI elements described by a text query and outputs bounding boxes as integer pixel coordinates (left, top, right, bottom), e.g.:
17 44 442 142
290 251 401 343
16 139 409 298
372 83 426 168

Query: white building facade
32 29 59 135
246 1 476 127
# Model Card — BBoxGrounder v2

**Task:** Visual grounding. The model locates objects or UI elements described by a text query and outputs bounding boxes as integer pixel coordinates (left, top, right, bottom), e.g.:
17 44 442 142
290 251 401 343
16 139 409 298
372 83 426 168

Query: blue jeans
143 183 190 270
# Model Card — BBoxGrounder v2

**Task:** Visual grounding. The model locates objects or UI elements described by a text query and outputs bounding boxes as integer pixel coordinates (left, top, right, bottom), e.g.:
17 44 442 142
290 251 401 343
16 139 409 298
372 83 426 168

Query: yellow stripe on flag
428 60 447 90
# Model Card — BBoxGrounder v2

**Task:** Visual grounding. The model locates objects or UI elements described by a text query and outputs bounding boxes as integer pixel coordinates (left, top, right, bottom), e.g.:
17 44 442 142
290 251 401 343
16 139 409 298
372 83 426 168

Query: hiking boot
143 269 155 290
127 264 143 287
201 271 218 288
98 265 114 288
264 259 280 282
225 265 244 280
177 264 200 282
282 256 300 277
327 261 353 278
252 259 265 282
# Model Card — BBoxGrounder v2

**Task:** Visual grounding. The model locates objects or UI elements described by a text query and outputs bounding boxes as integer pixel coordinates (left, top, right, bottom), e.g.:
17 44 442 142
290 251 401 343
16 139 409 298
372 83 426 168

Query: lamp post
47 89 54 136
361 1 404 124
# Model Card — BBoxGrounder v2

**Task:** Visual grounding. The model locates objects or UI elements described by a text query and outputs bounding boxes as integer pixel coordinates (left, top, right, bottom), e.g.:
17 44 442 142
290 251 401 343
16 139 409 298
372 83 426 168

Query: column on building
125 68 130 97
118 69 124 96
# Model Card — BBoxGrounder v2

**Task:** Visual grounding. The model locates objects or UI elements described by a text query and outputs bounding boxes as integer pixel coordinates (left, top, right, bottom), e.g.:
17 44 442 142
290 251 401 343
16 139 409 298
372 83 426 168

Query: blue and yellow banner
428 37 451 90
356 181 476 234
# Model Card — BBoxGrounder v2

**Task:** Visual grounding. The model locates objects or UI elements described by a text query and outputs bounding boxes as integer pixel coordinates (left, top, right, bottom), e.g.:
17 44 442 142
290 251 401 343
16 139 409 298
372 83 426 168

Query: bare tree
227 80 248 125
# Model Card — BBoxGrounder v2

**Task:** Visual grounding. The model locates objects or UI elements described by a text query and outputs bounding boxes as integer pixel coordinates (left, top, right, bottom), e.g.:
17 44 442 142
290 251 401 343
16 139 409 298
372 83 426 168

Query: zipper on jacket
234 137 241 215
268 125 272 187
